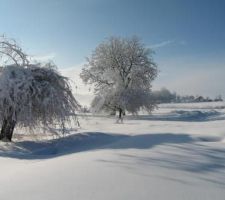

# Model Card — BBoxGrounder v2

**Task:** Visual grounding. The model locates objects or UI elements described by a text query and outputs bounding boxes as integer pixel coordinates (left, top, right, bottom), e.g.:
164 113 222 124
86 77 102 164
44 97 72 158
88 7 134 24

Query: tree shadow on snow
1 131 225 185
98 137 225 186
0 132 193 159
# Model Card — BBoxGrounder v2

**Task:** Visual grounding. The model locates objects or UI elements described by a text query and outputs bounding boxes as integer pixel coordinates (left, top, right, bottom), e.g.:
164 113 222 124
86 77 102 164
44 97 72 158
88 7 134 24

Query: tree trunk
0 117 16 142
119 108 122 119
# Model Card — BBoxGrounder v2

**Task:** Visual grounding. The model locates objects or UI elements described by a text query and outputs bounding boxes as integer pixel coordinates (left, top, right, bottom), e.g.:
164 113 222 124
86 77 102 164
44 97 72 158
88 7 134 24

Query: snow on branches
81 36 158 117
0 63 80 141
0 64 79 140
0 35 29 66
0 36 80 141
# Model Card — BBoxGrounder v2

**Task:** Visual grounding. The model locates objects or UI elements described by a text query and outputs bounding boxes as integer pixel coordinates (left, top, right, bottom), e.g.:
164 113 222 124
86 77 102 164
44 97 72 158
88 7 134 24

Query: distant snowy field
0 102 225 200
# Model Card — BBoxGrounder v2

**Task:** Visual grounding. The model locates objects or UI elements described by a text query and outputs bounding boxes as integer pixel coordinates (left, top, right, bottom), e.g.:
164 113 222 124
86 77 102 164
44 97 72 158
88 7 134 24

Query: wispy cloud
150 40 174 49
179 40 187 45
150 40 187 49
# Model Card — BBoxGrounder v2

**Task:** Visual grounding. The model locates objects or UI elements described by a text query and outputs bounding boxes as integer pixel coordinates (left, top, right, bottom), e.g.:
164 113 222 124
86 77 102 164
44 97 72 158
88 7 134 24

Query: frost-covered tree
0 36 80 141
0 35 29 66
0 64 80 141
80 36 158 119
152 88 177 103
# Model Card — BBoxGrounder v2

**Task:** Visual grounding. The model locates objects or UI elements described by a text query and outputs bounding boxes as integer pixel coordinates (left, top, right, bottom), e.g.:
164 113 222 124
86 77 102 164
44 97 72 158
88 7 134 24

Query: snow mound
130 110 224 122
195 136 222 142
170 110 224 121
160 102 225 110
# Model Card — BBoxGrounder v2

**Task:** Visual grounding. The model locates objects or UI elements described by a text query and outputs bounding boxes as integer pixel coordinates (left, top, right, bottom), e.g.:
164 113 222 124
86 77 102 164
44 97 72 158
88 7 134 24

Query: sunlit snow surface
0 102 225 200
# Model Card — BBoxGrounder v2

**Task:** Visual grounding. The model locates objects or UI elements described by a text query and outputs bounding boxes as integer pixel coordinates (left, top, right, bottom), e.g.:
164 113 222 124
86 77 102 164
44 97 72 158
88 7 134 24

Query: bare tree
80 36 158 120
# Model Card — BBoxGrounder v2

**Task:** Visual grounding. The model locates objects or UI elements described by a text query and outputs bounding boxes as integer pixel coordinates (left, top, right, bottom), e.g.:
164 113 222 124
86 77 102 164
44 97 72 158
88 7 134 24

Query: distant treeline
152 88 223 103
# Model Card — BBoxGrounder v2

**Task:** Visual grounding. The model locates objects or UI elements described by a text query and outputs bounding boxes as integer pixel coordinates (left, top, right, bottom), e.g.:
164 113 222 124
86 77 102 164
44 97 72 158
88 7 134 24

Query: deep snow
0 102 225 200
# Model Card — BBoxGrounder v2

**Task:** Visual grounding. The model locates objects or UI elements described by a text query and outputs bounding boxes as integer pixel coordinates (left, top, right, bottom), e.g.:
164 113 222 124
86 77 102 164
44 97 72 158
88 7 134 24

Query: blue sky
0 0 225 97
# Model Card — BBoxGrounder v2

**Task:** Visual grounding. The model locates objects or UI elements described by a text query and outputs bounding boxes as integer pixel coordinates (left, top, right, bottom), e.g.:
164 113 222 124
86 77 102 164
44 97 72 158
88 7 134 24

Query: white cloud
30 52 56 62
60 64 94 106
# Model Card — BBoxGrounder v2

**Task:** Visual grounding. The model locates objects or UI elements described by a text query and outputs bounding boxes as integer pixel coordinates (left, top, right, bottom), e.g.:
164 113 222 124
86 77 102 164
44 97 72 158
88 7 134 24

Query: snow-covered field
1 102 225 200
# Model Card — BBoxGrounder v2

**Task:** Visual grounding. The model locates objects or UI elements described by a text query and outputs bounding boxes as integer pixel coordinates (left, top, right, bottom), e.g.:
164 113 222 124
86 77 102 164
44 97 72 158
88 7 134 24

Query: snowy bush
0 63 80 141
